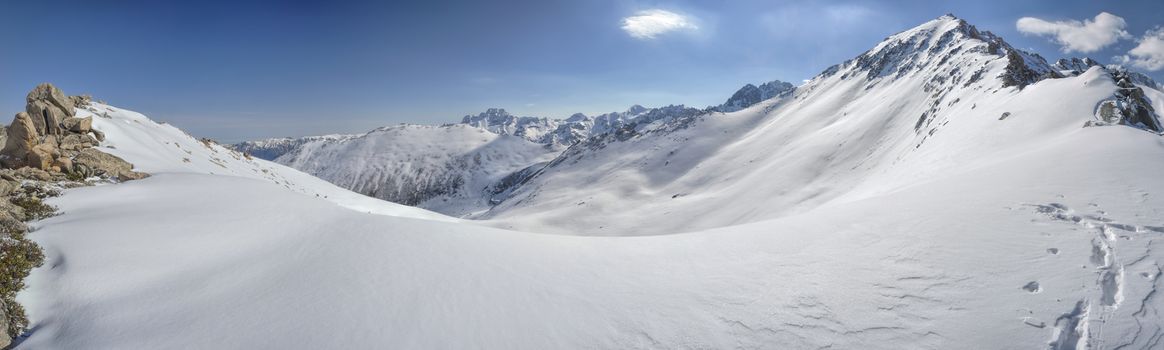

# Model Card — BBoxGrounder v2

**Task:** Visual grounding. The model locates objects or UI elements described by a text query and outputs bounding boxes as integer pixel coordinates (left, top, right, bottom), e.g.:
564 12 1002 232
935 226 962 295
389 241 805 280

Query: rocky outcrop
1092 69 1162 132
2 113 40 169
24 83 75 136
0 83 146 180
999 49 1062 89
73 148 148 180
0 85 133 344
1054 57 1102 75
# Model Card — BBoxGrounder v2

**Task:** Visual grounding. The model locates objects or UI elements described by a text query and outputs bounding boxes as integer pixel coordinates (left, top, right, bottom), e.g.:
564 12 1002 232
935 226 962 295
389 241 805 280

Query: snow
73 103 452 221
275 124 560 216
477 21 1135 236
13 14 1164 349
19 122 1164 349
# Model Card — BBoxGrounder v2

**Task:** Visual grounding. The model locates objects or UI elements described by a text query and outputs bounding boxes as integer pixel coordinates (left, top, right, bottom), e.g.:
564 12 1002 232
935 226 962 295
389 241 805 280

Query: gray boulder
73 148 148 181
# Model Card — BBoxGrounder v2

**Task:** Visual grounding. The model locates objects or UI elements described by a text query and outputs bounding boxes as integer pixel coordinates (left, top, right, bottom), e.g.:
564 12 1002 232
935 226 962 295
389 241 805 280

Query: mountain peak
625 105 649 115
715 80 795 112
823 14 1058 89
937 13 960 21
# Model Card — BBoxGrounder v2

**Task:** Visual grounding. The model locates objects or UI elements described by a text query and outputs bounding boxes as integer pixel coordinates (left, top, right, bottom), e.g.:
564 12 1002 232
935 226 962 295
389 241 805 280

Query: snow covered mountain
18 14 1164 349
712 79 796 112
275 124 559 216
481 14 1164 234
233 80 794 214
231 134 355 161
236 104 710 216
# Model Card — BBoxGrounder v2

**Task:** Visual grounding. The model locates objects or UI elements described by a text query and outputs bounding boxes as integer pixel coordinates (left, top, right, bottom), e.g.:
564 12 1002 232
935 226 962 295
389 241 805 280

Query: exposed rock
63 116 92 133
999 49 1061 89
52 158 73 174
25 83 74 136
73 148 148 181
0 180 17 197
68 94 92 108
26 84 74 116
60 133 97 151
0 84 134 184
0 113 39 169
91 129 106 142
27 145 56 171
25 100 64 136
12 167 50 182
1054 57 1101 75
1093 69 1163 132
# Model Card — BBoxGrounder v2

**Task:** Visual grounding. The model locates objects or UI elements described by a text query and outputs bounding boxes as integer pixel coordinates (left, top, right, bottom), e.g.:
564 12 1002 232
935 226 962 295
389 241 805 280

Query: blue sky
2 0 1163 142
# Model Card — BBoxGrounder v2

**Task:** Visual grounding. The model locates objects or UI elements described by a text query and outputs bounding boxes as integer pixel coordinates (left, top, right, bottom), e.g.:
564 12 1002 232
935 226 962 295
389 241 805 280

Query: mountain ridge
233 14 1161 223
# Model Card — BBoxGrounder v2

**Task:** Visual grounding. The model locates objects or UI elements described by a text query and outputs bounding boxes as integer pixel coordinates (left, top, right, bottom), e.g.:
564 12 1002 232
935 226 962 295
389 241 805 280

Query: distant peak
566 113 589 122
625 105 648 115
462 108 517 125
714 79 796 113
481 108 511 116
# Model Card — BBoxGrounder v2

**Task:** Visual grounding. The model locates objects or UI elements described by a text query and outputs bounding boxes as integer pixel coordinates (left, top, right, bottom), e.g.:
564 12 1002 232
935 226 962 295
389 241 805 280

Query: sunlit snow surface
14 16 1164 350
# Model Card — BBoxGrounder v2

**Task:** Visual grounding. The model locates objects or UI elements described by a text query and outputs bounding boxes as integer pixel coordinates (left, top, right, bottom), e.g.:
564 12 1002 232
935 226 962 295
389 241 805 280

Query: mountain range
16 14 1164 349
234 15 1160 229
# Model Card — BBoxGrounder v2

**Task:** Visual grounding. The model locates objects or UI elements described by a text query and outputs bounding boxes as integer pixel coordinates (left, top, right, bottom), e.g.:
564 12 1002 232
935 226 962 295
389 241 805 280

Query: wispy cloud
1016 12 1130 53
1115 27 1164 71
621 9 698 40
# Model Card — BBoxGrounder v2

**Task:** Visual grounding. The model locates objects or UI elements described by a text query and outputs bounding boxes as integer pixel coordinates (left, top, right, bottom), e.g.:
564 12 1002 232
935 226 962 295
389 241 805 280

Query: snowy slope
481 15 1164 235
18 117 1164 349
75 103 452 221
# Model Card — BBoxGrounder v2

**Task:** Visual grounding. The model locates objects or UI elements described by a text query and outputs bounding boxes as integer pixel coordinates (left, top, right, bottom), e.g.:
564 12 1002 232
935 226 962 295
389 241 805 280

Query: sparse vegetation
0 184 58 339
0 220 45 338
12 196 58 221
65 170 87 182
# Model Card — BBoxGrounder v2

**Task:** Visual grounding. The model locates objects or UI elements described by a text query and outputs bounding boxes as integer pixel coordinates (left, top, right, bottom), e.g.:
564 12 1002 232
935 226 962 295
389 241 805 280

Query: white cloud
621 9 698 40
1115 27 1164 71
1016 12 1130 53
